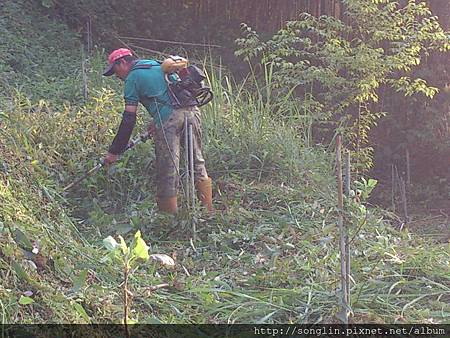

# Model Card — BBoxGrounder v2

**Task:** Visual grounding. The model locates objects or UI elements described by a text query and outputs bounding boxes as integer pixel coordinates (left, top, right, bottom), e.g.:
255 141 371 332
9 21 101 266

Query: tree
235 0 449 170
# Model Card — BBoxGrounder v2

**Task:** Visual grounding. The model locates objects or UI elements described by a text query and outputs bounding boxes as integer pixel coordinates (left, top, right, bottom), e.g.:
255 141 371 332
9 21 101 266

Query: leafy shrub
235 0 449 171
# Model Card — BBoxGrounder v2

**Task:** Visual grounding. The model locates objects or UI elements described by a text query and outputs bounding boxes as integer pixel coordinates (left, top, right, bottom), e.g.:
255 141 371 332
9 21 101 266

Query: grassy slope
1 77 449 324
0 1 83 104
0 1 449 325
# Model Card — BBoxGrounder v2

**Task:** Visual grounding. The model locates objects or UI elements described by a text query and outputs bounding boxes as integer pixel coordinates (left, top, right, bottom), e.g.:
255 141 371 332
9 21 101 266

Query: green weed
0 55 448 324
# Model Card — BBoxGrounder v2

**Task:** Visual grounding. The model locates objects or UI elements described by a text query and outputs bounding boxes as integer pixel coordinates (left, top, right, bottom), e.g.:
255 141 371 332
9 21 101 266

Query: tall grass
0 53 448 324
200 58 329 185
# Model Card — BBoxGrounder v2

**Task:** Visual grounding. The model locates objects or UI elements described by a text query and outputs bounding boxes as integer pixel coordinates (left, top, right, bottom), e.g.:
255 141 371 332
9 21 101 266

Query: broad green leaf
367 179 378 188
108 250 122 264
118 235 129 255
73 303 90 322
103 236 118 251
18 296 34 305
130 231 149 261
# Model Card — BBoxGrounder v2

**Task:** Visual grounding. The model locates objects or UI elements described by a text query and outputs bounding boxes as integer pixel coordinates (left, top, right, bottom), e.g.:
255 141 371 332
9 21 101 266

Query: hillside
0 0 449 326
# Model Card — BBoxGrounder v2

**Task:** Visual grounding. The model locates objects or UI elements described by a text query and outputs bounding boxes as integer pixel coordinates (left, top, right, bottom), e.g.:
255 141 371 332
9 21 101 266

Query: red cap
103 48 134 76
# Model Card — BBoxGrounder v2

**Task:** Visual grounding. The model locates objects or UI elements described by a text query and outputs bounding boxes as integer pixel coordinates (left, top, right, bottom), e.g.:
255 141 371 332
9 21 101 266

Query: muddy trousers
154 106 208 200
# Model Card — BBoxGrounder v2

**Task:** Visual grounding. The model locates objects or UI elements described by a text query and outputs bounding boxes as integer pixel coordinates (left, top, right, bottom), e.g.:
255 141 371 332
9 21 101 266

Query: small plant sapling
102 230 174 332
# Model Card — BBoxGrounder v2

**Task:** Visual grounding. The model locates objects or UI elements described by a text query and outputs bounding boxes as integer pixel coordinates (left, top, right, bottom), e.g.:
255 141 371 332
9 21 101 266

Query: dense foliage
2 59 448 324
235 0 449 172
0 0 83 103
2 0 448 192
0 0 448 325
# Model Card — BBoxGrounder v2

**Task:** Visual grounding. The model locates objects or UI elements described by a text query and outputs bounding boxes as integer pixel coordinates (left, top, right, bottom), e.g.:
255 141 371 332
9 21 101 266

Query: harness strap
129 60 162 72
130 63 153 71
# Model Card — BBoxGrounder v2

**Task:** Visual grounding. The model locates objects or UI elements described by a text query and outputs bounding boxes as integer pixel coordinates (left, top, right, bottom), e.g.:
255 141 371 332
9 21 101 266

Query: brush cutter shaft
63 131 151 191
63 162 103 191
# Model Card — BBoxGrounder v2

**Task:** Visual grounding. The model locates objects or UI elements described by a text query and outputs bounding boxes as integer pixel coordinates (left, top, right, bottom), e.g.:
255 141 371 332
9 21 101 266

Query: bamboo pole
394 165 408 228
86 17 92 56
400 176 408 229
123 265 130 338
336 135 349 323
81 48 88 102
344 150 351 306
391 164 396 212
344 151 351 196
406 147 411 186
184 116 190 209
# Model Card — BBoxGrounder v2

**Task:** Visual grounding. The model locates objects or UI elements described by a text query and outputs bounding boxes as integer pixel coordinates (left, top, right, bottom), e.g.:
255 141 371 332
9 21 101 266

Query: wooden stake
184 115 190 209
344 150 351 305
81 18 91 102
336 135 349 323
406 147 411 186
86 17 92 56
344 151 351 196
395 165 401 210
81 48 88 102
123 265 130 338
391 164 396 212
400 176 408 227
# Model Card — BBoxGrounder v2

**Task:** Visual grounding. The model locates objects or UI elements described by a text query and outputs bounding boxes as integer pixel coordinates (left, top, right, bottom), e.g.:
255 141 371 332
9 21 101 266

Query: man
102 48 213 214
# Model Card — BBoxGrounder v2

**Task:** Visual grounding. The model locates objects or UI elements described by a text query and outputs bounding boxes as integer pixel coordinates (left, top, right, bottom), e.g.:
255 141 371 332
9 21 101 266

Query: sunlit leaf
130 231 149 261
18 296 34 305
73 302 90 322
103 236 118 252
118 235 129 255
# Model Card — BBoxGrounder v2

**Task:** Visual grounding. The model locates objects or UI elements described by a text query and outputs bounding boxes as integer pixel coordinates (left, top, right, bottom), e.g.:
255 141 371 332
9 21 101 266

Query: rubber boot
156 196 178 214
196 177 214 213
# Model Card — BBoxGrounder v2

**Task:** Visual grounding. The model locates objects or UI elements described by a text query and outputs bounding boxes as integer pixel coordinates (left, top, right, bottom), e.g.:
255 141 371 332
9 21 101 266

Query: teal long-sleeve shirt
123 59 176 127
